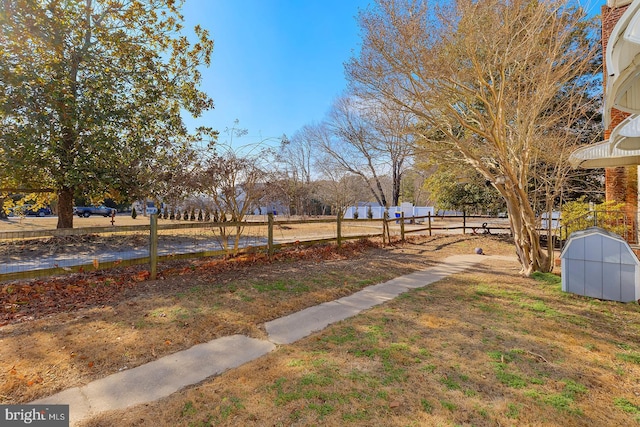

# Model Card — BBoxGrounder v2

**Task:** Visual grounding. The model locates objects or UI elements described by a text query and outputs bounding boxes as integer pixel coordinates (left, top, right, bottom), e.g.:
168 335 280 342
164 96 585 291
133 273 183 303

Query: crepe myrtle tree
0 0 214 228
347 0 600 275
196 141 272 252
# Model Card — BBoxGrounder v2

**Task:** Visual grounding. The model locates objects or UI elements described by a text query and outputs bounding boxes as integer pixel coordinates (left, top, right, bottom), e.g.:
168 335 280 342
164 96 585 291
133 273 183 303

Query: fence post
383 211 389 245
149 213 158 280
268 213 274 257
428 212 432 236
463 210 467 234
337 211 342 247
400 212 405 241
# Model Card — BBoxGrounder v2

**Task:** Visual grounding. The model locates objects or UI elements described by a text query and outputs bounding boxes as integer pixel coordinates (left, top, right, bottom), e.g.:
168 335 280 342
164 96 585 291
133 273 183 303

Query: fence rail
0 212 510 283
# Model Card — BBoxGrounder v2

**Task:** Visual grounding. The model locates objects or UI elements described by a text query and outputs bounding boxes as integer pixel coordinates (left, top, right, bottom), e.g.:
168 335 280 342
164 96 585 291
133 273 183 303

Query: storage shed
560 227 640 302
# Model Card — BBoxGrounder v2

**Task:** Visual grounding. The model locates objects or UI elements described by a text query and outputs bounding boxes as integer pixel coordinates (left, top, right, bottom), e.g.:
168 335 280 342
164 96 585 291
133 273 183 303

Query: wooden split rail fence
0 212 511 283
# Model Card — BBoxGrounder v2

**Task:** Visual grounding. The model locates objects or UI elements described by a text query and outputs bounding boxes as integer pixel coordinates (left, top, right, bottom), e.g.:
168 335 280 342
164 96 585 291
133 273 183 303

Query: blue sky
181 0 372 148
181 0 602 149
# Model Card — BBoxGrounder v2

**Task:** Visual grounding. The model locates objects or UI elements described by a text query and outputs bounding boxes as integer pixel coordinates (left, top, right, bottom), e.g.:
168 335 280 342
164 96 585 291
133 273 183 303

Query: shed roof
560 226 639 265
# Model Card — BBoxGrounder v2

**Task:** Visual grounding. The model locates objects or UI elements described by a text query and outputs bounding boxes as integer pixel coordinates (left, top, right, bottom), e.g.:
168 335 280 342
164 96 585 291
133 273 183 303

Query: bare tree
197 142 268 252
193 119 271 251
313 176 364 217
366 98 415 206
319 95 414 207
279 128 314 186
347 0 600 275
273 126 318 216
313 147 367 215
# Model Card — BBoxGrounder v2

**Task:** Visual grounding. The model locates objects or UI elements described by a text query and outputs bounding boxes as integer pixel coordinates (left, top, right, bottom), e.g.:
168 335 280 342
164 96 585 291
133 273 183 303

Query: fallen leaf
27 376 43 386
133 271 150 282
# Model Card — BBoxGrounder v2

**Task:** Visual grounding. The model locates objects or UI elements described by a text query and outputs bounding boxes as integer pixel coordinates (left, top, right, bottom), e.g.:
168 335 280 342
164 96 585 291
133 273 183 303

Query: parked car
74 205 117 217
28 207 52 217
9 205 52 217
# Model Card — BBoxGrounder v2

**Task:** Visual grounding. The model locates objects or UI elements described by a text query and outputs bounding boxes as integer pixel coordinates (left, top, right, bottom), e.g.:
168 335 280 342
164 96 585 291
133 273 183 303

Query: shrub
561 197 627 239
131 207 137 219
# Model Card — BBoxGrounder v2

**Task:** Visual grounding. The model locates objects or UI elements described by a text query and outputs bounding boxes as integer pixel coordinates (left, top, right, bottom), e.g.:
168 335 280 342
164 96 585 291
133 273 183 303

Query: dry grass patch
81 242 640 426
1 235 495 404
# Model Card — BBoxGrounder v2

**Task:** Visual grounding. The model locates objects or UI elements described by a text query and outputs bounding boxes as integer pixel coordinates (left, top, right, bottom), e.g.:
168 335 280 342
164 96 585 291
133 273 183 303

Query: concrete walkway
33 253 516 426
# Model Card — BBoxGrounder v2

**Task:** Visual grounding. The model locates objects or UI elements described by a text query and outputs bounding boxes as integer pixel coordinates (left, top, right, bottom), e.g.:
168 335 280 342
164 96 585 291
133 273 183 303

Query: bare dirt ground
2 233 639 426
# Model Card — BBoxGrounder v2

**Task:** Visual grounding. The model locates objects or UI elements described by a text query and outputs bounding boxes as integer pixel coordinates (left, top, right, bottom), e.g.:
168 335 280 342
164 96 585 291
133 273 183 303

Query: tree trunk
392 167 402 207
0 197 7 220
373 176 388 207
56 186 74 229
503 191 552 276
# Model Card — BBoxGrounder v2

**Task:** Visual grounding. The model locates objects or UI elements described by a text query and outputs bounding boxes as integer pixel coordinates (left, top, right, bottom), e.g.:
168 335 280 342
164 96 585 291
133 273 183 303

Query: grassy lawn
1 234 638 426
80 240 640 426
